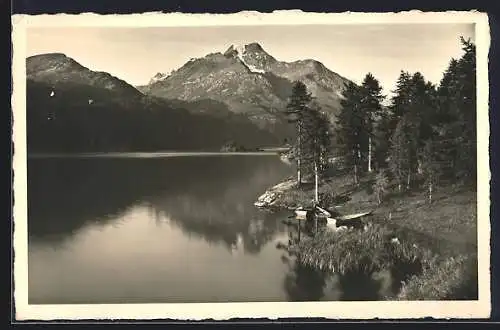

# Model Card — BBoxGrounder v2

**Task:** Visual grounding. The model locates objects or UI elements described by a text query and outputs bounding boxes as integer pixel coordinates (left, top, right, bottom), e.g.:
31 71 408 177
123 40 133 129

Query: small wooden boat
324 210 374 231
336 210 373 220
294 205 332 219
336 211 373 229
291 204 373 232
315 205 332 217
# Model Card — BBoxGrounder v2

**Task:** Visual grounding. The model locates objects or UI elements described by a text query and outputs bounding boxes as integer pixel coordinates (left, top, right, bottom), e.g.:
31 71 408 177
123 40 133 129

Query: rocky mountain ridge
139 42 352 128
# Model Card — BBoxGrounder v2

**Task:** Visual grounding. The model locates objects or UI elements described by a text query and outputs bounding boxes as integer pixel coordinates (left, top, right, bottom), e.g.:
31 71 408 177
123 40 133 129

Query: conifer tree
284 81 313 185
301 102 331 202
359 73 385 172
387 70 438 189
389 71 413 125
435 37 476 182
455 37 477 182
389 115 414 192
336 81 364 184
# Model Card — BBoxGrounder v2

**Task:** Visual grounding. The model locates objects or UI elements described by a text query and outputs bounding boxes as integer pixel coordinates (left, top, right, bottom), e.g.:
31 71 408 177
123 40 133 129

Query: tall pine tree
336 81 364 184
285 81 313 185
301 101 331 202
389 115 414 192
388 70 438 189
359 73 385 172
435 37 476 182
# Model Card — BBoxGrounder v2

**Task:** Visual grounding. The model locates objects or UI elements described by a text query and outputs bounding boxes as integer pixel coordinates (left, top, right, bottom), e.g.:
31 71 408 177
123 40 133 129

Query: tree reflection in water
278 223 391 301
28 155 294 256
29 155 399 302
279 225 331 301
140 157 293 254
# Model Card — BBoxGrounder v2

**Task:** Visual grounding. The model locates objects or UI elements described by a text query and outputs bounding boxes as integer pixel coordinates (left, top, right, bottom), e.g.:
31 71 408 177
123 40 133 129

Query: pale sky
27 24 474 97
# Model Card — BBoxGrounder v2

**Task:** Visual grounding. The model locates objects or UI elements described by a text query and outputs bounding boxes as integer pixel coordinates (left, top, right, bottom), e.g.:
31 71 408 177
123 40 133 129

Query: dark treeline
26 79 280 153
334 37 476 202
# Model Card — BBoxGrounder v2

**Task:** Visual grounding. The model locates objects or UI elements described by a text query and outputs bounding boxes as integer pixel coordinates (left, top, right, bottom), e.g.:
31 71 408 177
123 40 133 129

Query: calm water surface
28 154 389 304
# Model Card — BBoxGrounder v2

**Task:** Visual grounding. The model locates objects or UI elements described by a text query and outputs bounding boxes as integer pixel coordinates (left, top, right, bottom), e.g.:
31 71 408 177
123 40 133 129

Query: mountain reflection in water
28 156 288 251
27 155 394 304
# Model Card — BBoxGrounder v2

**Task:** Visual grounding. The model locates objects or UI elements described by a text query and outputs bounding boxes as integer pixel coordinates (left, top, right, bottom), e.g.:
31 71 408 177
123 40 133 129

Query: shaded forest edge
26 79 285 153
256 37 478 300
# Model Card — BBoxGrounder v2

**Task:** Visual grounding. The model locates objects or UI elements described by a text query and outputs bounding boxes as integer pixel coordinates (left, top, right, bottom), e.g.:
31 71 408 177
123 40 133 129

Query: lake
27 154 390 304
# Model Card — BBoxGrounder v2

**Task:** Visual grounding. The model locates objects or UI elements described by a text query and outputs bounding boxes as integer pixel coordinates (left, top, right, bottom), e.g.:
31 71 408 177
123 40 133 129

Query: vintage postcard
11 10 491 320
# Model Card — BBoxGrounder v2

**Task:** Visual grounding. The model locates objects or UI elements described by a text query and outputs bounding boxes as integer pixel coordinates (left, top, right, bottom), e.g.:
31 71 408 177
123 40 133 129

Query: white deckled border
12 10 488 27
11 10 491 321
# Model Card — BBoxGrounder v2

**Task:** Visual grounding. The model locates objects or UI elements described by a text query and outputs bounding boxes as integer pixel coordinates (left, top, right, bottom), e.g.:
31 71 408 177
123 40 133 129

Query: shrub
318 183 336 207
372 170 389 205
397 254 478 300
279 189 314 209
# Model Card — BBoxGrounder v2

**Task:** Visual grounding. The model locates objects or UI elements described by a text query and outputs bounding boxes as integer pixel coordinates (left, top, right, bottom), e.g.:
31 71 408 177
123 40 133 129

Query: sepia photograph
12 11 491 320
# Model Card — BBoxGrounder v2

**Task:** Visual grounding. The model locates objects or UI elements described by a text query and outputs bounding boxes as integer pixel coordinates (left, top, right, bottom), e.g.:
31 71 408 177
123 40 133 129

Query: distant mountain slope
139 52 288 130
26 54 280 153
27 53 143 99
140 43 352 127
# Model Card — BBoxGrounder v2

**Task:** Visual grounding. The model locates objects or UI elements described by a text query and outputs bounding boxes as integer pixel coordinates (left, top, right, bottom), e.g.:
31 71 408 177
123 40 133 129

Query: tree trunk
398 168 402 192
368 136 372 172
297 125 302 185
297 220 301 242
314 161 319 204
297 158 301 185
377 190 381 205
428 181 433 204
314 214 318 235
357 148 361 172
406 172 411 190
354 164 358 185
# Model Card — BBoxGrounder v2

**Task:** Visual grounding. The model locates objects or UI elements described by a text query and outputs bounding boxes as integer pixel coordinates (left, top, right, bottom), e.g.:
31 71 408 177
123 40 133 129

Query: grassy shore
258 170 478 300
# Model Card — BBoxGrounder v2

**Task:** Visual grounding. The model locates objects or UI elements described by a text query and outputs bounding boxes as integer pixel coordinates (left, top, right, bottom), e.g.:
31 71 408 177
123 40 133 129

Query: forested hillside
26 54 280 153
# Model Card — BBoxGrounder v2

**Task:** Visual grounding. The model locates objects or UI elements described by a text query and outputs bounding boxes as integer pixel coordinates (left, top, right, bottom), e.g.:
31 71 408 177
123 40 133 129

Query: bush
318 184 336 207
397 254 478 300
372 170 389 205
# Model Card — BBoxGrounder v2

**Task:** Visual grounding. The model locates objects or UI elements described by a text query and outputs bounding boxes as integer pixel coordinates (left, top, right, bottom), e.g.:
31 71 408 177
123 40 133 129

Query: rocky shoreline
254 178 298 210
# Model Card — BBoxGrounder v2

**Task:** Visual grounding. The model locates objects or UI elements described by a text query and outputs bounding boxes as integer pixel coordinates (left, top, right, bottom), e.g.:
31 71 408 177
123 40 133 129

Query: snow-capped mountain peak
229 44 266 74
234 44 246 56
149 72 169 84
141 42 351 132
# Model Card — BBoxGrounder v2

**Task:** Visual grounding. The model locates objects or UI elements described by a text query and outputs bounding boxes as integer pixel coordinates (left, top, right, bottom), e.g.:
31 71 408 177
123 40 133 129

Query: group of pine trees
285 37 476 205
284 81 332 203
